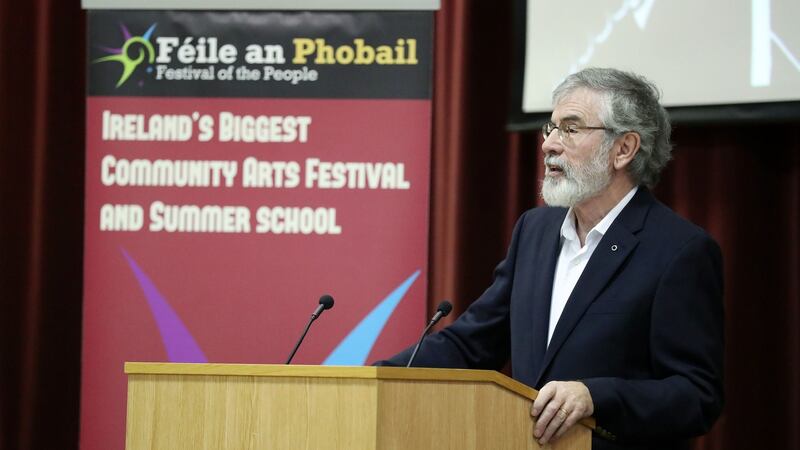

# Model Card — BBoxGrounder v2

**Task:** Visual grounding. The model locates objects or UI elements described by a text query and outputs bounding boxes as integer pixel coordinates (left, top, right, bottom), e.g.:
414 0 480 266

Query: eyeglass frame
542 120 613 144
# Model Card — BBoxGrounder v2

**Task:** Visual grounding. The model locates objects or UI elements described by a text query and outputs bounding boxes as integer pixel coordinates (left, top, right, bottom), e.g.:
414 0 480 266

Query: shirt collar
560 186 639 244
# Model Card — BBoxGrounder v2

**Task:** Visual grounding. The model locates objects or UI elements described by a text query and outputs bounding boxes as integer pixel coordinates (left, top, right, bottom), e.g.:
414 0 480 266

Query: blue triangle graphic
323 270 420 365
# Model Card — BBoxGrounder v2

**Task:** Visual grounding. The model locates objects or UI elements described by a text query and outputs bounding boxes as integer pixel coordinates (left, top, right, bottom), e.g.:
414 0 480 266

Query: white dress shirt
547 186 639 346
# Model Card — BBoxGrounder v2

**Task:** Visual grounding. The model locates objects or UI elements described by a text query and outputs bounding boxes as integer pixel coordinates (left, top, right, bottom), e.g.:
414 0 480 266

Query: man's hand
530 381 594 445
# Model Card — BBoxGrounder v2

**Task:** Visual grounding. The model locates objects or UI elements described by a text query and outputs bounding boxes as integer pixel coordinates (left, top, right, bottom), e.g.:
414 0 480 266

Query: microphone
406 300 453 368
286 294 335 364
311 294 335 320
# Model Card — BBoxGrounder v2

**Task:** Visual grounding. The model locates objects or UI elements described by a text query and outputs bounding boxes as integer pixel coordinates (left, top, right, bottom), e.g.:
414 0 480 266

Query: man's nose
541 130 563 155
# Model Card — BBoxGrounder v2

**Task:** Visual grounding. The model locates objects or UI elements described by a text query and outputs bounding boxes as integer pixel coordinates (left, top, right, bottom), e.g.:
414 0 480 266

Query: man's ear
613 132 641 170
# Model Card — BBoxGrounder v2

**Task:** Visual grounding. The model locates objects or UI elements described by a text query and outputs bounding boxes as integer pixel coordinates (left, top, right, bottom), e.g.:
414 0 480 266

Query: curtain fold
0 1 85 449
429 0 517 326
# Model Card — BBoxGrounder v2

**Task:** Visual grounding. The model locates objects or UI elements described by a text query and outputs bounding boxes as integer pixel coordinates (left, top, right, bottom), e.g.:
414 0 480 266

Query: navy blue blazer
379 188 724 450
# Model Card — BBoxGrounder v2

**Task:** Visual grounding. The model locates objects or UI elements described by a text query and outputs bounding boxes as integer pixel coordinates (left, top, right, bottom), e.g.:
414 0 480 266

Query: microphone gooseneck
286 294 336 364
406 300 452 368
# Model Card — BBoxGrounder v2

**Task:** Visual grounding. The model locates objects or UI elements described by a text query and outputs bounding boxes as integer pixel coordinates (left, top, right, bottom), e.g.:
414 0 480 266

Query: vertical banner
82 10 432 449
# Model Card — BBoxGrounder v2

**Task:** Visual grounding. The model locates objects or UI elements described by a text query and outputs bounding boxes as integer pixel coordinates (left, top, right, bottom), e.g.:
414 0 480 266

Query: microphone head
437 300 453 317
319 294 335 310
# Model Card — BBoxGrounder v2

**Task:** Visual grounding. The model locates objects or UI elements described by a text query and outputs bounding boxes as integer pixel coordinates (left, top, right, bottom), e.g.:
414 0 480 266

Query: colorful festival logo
93 23 157 88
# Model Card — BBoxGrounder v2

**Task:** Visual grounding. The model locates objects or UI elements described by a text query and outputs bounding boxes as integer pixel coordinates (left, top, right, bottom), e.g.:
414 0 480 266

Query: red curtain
1 1 798 449
0 1 85 449
658 126 800 449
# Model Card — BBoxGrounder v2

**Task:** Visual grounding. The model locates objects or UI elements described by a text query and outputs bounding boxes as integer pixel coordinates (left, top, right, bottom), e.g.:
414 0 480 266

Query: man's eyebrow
557 114 584 123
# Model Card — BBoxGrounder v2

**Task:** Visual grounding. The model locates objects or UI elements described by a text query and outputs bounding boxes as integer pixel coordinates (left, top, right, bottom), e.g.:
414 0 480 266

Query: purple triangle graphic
119 23 132 40
121 248 207 363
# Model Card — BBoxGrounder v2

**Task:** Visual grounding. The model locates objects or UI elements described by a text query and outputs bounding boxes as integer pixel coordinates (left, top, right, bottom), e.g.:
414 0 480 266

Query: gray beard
541 143 613 208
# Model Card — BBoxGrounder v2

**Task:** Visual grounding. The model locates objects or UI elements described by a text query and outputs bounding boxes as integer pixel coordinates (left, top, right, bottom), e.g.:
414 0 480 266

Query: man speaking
377 68 724 450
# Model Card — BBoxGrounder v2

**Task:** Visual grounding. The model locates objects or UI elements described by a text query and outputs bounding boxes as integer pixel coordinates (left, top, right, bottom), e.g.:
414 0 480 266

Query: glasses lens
543 122 553 138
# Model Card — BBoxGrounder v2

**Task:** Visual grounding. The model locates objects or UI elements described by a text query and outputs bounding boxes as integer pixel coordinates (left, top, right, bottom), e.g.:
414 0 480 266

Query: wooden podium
124 363 593 450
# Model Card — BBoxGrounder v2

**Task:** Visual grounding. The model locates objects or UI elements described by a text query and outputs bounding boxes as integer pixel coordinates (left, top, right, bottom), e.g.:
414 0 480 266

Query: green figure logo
94 23 157 88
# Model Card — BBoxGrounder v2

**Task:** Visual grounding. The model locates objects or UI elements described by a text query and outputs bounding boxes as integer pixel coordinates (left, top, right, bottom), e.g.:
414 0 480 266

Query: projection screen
510 0 800 127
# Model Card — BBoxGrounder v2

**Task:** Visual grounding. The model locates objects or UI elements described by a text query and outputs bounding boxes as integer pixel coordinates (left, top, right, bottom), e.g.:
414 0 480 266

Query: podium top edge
124 362 536 398
82 0 440 10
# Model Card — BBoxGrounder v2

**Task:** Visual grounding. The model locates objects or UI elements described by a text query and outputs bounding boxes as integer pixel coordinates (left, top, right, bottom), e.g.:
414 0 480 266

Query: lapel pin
611 244 618 252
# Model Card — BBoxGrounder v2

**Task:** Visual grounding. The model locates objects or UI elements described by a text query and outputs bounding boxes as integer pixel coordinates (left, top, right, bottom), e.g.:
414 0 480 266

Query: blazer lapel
527 209 566 383
533 188 653 386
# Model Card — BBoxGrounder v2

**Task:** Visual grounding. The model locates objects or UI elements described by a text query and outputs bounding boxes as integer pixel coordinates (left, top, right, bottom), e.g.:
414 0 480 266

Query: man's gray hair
552 68 672 188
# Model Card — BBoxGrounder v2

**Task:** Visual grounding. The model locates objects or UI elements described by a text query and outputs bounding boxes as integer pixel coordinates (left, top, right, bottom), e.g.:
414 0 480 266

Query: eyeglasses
542 121 610 145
